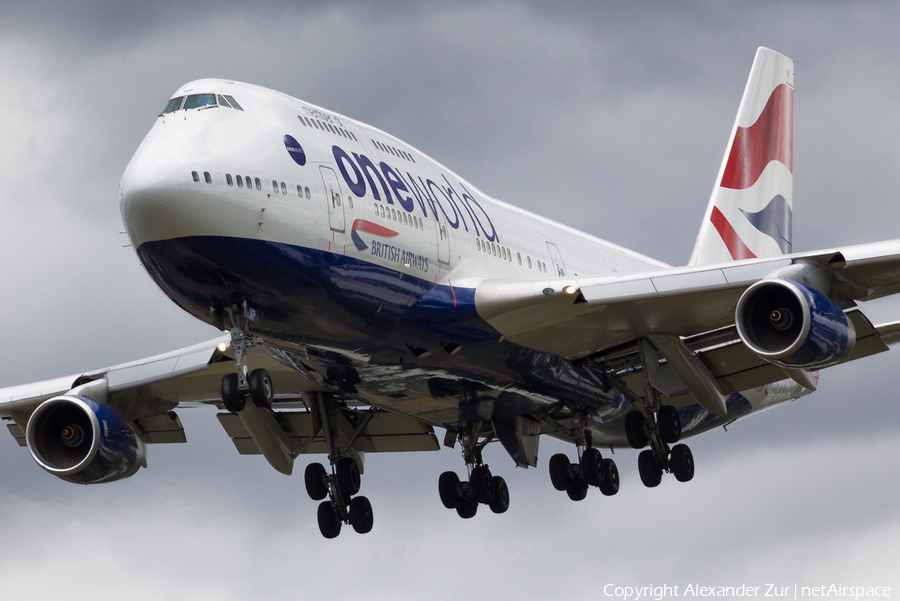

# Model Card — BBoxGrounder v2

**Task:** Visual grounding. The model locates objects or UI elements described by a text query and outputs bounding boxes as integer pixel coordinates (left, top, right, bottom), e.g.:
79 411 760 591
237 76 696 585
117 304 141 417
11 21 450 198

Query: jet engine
735 278 855 368
26 395 146 484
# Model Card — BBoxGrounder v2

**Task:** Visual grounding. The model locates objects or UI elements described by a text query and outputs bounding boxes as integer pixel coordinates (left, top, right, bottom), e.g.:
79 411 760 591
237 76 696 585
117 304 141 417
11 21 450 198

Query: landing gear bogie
548 447 619 501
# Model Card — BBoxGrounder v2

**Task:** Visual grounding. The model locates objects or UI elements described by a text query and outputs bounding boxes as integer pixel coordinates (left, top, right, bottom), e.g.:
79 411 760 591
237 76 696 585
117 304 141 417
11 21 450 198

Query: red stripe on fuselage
351 219 399 237
720 83 793 190
710 206 756 260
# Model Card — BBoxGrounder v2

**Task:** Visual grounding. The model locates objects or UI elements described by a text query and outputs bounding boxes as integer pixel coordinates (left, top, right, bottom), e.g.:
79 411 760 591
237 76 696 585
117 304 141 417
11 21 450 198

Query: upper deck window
184 94 217 109
162 96 184 114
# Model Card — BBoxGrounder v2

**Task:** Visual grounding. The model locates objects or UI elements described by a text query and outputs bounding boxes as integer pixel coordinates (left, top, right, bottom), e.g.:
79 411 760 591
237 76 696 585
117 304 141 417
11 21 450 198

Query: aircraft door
320 166 345 232
435 216 450 264
546 241 566 277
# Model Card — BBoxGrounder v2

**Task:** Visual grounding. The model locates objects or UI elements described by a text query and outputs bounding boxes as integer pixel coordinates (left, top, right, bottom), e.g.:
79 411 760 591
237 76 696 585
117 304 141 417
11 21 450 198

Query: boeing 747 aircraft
4 48 900 538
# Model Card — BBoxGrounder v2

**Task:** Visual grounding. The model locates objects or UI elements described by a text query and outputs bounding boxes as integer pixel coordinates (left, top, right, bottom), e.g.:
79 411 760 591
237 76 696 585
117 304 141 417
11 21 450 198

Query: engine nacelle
735 279 856 369
26 395 146 484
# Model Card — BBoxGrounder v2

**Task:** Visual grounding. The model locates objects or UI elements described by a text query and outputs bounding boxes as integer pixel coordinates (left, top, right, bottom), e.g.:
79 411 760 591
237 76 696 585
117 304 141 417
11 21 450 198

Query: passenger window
184 94 217 109
305 186 310 199
348 196 354 209
226 174 233 186
163 97 184 114
517 252 522 265
272 181 278 193
380 205 385 218
217 95 232 109
374 205 379 216
204 171 212 184
528 257 532 269
255 178 261 190
281 182 287 194
297 184 303 196
191 171 199 182
237 175 243 188
224 95 243 110
351 132 358 141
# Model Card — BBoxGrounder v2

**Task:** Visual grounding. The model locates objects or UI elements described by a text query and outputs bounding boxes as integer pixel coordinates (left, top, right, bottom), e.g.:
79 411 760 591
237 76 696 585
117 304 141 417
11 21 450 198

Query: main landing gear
438 423 510 518
547 415 620 501
625 403 694 487
305 456 373 538
303 392 373 539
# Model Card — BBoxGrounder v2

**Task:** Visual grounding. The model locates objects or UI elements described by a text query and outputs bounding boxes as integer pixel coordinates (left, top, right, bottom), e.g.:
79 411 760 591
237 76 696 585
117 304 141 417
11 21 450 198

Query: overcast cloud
1 2 900 599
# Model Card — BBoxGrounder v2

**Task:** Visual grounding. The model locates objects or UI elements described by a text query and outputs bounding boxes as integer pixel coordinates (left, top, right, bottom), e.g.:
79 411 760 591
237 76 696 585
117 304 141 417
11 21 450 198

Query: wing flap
217 410 440 456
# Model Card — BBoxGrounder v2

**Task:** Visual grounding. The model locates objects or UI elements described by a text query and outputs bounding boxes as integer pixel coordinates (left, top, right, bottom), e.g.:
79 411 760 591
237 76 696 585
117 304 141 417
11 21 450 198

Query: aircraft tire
317 501 342 539
248 368 274 409
599 458 620 496
581 447 605 487
566 480 588 501
470 465 494 504
337 457 361 498
349 496 374 534
304 462 329 501
670 444 695 482
438 471 460 509
625 411 649 449
658 405 682 444
638 450 662 488
456 497 478 519
548 453 572 491
221 373 245 413
489 476 510 514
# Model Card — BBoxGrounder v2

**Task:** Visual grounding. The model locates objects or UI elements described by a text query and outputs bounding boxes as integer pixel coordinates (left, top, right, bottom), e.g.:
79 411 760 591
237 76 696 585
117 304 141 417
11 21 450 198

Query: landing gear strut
625 339 696 487
547 414 620 500
438 422 510 518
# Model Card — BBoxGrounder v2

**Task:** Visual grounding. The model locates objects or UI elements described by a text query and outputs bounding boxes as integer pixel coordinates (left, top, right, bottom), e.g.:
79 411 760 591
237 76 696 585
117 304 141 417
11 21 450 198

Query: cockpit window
162 96 184 114
183 94 217 109
217 95 232 109
224 95 243 111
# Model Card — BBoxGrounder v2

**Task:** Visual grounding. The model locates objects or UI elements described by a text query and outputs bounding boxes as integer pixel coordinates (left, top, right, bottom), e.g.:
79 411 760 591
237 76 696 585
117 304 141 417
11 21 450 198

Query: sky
2 1 900 599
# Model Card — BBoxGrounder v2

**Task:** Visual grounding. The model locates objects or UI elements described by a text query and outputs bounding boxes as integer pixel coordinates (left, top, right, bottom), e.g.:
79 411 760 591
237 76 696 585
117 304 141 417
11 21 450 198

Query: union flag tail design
689 47 794 266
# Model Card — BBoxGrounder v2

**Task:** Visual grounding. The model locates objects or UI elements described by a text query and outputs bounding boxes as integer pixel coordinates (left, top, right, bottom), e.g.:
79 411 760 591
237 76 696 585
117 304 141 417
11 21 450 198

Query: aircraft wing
474 239 900 403
0 337 438 468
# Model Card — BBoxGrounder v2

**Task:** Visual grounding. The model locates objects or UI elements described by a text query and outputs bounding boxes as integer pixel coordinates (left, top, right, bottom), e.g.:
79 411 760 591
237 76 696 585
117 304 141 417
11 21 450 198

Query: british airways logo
331 145 498 243
351 219 429 272
350 219 397 251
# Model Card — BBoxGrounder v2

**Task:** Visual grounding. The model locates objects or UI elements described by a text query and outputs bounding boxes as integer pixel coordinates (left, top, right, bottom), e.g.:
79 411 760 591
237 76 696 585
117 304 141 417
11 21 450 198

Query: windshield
183 94 217 109
162 96 184 113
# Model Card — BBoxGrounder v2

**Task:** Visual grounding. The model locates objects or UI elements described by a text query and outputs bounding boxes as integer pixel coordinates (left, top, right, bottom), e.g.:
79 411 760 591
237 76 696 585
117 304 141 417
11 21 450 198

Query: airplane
3 47 900 539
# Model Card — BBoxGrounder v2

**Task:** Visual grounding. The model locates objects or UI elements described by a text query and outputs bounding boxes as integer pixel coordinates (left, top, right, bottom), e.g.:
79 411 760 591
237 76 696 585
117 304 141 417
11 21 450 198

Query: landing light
217 342 228 353
564 285 578 295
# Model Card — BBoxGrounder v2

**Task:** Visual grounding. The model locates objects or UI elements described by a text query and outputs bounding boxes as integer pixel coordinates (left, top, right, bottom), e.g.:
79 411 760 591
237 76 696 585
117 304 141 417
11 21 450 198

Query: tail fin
688 47 794 266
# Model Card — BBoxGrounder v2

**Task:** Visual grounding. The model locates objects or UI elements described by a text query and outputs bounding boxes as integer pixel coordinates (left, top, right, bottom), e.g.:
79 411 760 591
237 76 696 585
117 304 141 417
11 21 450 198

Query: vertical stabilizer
688 48 794 266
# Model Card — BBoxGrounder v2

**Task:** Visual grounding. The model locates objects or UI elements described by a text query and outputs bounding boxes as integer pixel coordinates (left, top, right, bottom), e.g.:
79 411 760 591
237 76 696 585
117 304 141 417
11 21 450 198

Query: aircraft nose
119 136 197 249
